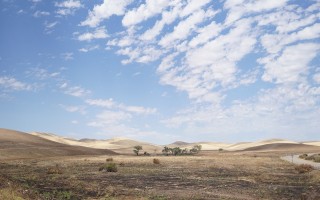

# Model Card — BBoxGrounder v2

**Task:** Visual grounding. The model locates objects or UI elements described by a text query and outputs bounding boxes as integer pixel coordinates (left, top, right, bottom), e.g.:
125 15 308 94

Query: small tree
162 146 170 156
182 148 189 154
133 145 142 156
172 147 182 156
190 145 202 154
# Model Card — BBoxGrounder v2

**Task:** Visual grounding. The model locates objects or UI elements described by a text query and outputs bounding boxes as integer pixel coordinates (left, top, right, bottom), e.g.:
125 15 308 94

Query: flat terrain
1 151 320 200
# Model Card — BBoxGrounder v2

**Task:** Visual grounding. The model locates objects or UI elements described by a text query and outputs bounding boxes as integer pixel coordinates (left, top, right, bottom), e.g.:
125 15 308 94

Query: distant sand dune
0 128 116 159
6 129 319 154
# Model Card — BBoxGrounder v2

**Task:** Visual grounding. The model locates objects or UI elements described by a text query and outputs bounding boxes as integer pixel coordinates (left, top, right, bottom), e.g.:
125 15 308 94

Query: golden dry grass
1 151 320 199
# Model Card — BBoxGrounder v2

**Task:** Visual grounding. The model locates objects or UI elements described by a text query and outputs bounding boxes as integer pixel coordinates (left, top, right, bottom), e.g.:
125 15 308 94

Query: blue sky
0 0 319 144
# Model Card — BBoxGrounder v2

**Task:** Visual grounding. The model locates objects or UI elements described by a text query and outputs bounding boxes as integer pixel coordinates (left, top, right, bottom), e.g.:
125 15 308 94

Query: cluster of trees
162 145 202 156
133 145 202 156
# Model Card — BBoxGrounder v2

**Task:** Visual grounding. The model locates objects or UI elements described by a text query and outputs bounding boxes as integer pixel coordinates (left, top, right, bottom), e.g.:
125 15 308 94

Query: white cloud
55 0 83 16
261 43 320 84
44 21 58 34
139 3 181 41
86 98 115 108
159 10 206 47
179 0 211 18
86 98 157 115
63 85 91 97
79 45 99 52
81 0 132 27
188 21 222 48
60 104 86 114
224 0 289 25
26 68 60 80
61 52 73 60
0 76 33 91
33 10 50 17
87 110 131 127
314 73 320 84
78 27 108 41
122 0 170 27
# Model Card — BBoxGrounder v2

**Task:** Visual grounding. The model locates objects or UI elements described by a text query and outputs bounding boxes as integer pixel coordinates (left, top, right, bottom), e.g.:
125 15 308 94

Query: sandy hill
224 139 299 151
0 128 116 160
31 132 162 154
302 141 320 147
167 141 230 151
242 143 320 152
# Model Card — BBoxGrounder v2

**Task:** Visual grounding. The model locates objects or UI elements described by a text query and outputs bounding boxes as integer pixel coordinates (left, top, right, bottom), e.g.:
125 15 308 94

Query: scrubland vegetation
1 152 320 199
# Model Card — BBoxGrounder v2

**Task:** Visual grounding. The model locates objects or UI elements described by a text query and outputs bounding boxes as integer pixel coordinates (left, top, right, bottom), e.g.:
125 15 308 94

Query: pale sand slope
302 142 320 147
167 141 231 150
31 132 163 154
31 132 230 152
224 139 299 151
31 132 312 152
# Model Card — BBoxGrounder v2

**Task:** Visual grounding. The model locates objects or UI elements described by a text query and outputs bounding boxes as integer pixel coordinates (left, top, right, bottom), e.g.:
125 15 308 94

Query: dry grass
106 157 114 162
153 158 160 164
295 164 314 174
0 152 320 199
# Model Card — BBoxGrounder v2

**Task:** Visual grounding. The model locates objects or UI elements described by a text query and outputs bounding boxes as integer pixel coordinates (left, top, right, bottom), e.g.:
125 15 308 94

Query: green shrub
99 163 118 172
106 157 113 162
295 164 314 173
153 158 160 164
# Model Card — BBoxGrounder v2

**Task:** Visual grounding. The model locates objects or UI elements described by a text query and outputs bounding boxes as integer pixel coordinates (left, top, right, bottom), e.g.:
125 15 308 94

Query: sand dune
243 143 320 152
302 141 320 147
0 128 116 159
224 139 298 151
31 132 162 154
26 130 320 153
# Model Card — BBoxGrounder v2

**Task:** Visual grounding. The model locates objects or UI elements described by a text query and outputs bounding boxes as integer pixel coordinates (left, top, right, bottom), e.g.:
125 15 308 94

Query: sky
0 0 319 144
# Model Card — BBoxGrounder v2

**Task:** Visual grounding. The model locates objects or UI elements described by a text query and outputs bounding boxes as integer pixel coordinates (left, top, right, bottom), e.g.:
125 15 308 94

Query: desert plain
1 128 320 200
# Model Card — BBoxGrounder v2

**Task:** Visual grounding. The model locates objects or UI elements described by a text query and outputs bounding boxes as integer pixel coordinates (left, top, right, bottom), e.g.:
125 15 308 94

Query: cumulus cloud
60 83 91 97
78 27 108 41
55 0 83 16
122 0 170 27
261 43 320 84
74 0 320 140
80 0 132 27
0 76 33 91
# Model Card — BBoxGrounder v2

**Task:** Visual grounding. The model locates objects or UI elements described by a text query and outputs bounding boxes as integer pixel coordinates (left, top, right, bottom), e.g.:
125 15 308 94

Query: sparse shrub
314 156 320 163
299 154 308 159
144 151 150 156
99 163 118 172
218 148 224 152
305 155 314 160
153 158 160 164
295 164 314 173
106 157 113 162
119 162 125 166
47 165 62 174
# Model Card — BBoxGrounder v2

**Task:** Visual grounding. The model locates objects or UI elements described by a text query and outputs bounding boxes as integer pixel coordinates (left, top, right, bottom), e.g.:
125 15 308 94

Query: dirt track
281 154 320 170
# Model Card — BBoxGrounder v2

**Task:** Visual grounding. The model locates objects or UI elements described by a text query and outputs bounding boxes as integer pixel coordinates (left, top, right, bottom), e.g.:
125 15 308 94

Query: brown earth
242 143 320 152
0 128 116 160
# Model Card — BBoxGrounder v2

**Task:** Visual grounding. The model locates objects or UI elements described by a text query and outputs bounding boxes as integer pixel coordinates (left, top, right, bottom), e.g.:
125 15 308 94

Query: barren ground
1 151 320 200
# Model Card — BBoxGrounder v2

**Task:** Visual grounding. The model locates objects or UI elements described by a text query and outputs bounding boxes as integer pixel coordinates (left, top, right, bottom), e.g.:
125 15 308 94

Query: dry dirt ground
1 151 320 200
